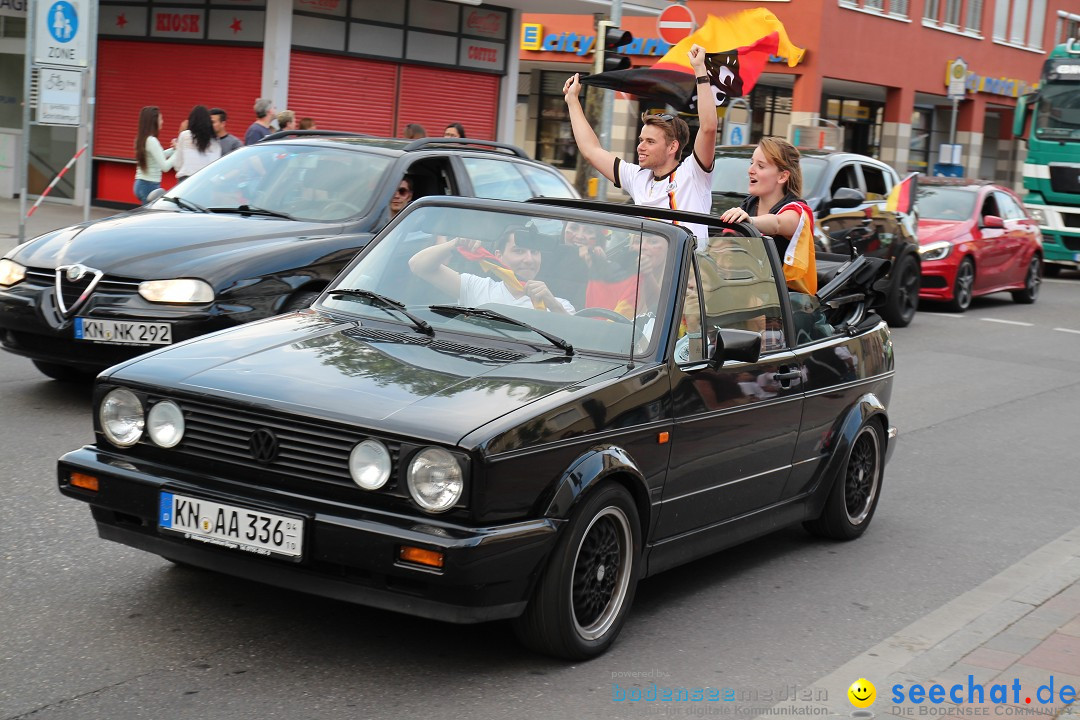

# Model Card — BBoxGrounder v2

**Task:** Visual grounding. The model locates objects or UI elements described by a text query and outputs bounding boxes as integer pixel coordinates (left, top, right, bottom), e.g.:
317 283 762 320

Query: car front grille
155 396 406 494
25 268 142 305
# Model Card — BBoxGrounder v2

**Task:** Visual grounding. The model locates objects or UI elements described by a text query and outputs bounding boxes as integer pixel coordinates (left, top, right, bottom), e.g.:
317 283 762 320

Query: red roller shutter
397 65 499 140
288 52 397 136
96 40 261 158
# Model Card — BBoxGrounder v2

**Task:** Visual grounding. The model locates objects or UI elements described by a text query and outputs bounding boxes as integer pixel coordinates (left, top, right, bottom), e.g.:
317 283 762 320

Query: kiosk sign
34 0 88 67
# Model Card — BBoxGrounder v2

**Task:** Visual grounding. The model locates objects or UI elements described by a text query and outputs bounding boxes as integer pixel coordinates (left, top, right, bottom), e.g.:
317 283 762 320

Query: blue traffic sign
47 1 78 43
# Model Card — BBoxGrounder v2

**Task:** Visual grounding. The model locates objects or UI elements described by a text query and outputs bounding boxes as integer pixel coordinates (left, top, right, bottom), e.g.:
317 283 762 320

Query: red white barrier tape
25 144 88 218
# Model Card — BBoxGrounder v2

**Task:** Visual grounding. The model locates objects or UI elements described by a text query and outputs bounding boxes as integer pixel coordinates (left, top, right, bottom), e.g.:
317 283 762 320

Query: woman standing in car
719 137 817 293
174 105 222 182
133 106 177 203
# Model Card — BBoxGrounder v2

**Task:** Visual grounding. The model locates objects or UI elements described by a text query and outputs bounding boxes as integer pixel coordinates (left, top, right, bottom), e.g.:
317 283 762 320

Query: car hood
12 211 343 278
917 218 970 245
107 311 623 446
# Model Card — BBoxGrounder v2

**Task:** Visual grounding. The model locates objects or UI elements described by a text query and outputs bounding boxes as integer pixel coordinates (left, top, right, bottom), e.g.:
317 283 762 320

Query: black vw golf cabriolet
58 197 898 659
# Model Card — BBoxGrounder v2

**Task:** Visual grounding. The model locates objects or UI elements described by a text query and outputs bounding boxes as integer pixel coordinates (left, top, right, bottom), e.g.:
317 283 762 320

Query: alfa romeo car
0 134 575 381
712 146 922 328
58 197 897 659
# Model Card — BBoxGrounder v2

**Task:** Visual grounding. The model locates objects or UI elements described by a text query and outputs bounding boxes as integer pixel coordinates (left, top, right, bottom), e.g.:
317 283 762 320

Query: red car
917 179 1043 312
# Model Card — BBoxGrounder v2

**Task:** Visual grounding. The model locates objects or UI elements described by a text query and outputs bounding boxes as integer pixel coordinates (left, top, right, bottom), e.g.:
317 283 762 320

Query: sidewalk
0 197 122 255
771 526 1080 719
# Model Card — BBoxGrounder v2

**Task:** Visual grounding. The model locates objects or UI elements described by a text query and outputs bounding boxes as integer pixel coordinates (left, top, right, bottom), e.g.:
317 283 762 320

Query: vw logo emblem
66 264 88 282
249 428 279 464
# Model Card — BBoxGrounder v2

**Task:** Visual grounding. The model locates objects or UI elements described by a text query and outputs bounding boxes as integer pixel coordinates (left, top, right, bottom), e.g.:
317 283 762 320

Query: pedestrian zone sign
34 0 88 67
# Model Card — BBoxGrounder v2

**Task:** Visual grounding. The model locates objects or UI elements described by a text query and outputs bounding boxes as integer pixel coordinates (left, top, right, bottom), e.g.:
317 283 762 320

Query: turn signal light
399 545 444 569
69 472 99 492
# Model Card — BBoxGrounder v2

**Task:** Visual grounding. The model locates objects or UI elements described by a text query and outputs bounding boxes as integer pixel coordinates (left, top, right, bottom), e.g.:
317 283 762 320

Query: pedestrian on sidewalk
404 123 427 139
174 105 222 182
277 110 298 133
133 106 178 203
245 98 276 145
443 123 466 139
209 108 242 156
299 117 316 130
563 43 718 247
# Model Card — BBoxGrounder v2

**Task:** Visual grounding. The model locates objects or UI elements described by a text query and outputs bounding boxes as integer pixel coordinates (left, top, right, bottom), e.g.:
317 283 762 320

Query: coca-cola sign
464 8 505 38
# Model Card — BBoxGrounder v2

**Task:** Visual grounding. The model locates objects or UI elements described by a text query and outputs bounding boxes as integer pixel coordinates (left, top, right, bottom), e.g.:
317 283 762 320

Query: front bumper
1039 229 1080 267
918 258 957 301
58 447 559 623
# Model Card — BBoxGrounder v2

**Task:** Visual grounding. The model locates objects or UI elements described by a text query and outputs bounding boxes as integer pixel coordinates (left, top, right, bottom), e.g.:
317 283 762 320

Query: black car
711 147 922 328
0 135 576 381
58 197 897 659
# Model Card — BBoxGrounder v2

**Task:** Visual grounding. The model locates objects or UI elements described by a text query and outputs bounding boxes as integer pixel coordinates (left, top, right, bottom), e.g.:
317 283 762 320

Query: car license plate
75 318 172 345
159 492 304 561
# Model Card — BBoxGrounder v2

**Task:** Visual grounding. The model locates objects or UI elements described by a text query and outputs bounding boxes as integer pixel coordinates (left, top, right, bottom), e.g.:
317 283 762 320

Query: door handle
775 369 802 382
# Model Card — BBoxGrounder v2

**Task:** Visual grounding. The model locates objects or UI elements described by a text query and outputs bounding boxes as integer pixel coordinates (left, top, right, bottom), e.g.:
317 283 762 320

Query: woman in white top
134 106 177 203
174 105 222 182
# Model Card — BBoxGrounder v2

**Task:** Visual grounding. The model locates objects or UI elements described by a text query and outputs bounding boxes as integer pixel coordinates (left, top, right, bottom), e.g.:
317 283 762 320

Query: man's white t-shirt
458 273 575 313
614 154 713 247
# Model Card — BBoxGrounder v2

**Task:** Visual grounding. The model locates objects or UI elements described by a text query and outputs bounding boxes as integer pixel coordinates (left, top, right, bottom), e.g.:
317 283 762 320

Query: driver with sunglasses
563 43 717 248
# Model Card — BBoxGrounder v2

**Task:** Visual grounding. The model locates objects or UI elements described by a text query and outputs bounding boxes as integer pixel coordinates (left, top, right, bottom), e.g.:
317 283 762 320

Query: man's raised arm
564 73 619 184
689 44 718 171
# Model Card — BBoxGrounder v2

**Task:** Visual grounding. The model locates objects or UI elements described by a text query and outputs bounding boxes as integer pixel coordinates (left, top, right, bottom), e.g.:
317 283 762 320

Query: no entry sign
657 3 696 45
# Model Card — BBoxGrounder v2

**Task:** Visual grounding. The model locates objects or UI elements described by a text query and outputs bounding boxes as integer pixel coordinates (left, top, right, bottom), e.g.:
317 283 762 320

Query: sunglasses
394 186 411 196
642 112 677 123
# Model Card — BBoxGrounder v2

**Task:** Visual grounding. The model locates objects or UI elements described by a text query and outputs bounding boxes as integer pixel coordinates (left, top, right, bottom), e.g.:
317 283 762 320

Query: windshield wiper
160 195 210 213
209 204 294 220
429 304 573 355
328 289 434 336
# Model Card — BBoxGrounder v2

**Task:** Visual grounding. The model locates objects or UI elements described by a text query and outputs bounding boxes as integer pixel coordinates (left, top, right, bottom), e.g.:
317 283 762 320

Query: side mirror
145 187 166 204
710 328 762 368
981 215 1005 229
829 187 866 211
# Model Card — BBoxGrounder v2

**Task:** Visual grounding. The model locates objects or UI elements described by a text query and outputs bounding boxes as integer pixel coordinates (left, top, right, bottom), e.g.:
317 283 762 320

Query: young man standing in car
563 44 717 247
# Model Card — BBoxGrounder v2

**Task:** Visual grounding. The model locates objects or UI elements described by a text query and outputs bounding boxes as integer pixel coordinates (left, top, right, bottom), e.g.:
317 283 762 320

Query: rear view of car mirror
145 188 166 204
829 187 865 211
710 328 762 368
981 215 1005 229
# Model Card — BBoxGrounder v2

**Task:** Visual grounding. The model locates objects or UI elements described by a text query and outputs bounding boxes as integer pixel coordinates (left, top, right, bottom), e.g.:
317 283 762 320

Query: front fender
543 446 650 529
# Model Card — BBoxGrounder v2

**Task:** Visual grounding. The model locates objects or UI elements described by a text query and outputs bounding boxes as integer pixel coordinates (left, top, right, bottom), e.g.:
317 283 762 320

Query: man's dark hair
495 225 540 254
209 108 227 122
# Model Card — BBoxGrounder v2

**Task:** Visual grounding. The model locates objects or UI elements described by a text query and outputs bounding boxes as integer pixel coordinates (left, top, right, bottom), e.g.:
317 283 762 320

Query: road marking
980 318 1033 326
1053 327 1080 335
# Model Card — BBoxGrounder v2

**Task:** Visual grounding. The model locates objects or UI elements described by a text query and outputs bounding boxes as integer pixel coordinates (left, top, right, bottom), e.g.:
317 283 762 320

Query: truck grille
1048 164 1080 195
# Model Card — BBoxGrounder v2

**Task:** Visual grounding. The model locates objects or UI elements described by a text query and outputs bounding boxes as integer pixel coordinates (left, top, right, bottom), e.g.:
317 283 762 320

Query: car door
657 238 803 542
994 190 1035 285
456 156 537 201
973 190 1011 290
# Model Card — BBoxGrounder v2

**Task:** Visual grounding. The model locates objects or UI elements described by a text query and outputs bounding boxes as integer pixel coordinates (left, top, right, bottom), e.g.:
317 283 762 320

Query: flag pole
595 0 623 202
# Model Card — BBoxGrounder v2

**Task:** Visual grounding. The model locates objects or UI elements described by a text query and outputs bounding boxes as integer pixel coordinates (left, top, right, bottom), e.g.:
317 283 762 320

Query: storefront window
908 107 932 174
748 85 792 144
0 16 26 37
823 96 884 158
536 71 585 169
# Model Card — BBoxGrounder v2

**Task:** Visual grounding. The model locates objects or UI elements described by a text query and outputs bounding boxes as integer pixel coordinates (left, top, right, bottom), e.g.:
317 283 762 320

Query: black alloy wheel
804 422 883 540
945 258 975 313
1011 257 1041 304
513 483 641 659
881 254 920 327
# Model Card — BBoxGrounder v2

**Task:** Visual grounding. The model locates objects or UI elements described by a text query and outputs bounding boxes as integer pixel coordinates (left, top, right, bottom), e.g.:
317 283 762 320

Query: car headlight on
138 278 214 304
0 258 26 287
349 439 391 490
147 400 185 448
407 447 463 513
1026 206 1049 226
919 241 953 261
99 388 145 447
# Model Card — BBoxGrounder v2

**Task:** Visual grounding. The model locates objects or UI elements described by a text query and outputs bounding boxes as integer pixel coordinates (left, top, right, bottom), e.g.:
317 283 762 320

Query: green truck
1014 40 1080 275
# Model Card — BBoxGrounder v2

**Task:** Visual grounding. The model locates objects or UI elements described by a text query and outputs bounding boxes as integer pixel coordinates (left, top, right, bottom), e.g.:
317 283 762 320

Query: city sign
38 68 83 126
34 0 89 67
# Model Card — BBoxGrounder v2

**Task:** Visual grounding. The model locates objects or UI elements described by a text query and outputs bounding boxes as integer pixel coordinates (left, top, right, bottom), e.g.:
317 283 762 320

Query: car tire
804 422 883 541
282 290 322 313
32 360 94 382
1041 263 1061 278
512 482 641 660
944 257 975 313
880 254 919 327
1011 257 1041 304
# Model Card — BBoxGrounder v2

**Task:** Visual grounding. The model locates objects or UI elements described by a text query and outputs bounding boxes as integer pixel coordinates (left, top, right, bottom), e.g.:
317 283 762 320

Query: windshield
915 186 977 221
711 155 827 198
323 205 678 358
152 144 392 222
1035 84 1080 141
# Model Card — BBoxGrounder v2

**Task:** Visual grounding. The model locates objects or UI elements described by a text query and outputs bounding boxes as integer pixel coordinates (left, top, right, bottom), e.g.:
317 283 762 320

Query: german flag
779 200 817 295
885 173 918 215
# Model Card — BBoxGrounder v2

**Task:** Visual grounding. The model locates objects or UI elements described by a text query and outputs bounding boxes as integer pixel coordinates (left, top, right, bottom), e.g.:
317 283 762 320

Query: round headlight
147 400 185 448
99 388 145 447
407 447 463 513
349 439 391 490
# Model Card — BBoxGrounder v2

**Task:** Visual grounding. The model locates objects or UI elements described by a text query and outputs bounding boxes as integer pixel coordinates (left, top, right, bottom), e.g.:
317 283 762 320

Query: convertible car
58 197 898 659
